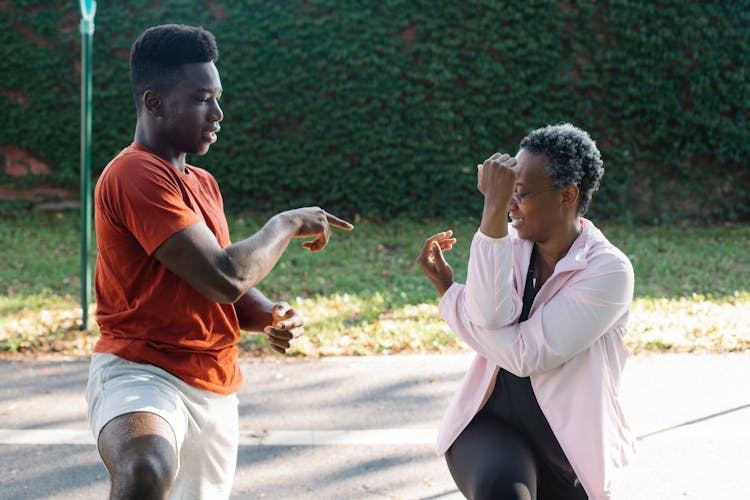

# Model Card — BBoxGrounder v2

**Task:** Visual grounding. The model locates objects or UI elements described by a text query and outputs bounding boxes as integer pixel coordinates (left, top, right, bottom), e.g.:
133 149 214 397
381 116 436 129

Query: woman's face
508 149 565 243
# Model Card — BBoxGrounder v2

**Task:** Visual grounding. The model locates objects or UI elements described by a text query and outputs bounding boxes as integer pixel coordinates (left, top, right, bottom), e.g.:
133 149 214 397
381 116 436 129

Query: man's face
160 61 223 156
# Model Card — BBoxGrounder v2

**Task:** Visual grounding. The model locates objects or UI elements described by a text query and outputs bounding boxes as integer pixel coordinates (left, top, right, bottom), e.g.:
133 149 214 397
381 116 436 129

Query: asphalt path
1 353 749 499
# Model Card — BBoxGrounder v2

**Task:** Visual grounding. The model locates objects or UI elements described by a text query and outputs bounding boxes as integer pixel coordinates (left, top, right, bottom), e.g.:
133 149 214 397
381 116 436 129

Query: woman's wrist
480 199 509 239
433 278 454 297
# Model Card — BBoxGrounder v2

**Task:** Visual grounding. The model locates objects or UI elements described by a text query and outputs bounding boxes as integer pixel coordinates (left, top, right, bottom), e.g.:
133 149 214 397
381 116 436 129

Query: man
85 24 352 499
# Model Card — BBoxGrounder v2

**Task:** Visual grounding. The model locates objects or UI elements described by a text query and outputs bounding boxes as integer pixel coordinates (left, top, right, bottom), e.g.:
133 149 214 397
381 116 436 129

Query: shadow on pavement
636 402 750 441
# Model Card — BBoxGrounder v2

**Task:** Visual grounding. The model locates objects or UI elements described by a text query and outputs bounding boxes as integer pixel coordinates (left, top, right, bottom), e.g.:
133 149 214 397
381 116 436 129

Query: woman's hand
477 152 519 238
417 230 457 296
477 152 519 203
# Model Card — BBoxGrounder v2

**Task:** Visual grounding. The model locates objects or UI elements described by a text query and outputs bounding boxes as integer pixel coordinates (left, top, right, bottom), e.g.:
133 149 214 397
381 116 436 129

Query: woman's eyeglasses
512 185 559 205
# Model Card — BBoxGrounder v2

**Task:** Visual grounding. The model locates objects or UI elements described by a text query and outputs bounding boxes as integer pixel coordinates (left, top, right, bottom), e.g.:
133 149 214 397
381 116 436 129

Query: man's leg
168 390 239 499
97 411 178 500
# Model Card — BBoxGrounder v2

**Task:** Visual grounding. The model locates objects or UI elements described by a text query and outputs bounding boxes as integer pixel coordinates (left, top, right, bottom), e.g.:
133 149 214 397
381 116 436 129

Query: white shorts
85 352 239 500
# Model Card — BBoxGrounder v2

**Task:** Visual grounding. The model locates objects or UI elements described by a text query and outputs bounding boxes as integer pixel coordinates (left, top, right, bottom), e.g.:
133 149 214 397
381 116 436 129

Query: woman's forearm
464 231 521 329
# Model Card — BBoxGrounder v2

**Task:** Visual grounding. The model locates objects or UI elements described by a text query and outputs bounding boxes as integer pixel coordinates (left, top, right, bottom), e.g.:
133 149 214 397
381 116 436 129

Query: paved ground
0 352 748 499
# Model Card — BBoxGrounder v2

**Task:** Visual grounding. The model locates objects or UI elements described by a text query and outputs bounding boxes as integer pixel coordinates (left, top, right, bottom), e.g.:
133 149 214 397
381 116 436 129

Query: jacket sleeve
439 255 634 377
464 230 523 329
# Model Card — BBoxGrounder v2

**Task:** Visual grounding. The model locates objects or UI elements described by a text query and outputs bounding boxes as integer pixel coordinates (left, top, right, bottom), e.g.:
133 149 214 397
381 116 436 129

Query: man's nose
210 100 223 122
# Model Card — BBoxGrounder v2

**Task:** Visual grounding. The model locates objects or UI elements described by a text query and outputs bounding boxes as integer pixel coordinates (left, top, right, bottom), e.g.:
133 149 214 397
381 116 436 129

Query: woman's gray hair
519 123 604 215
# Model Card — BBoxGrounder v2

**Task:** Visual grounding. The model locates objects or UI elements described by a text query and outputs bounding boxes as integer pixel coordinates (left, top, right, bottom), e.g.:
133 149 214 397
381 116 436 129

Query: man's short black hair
130 24 218 111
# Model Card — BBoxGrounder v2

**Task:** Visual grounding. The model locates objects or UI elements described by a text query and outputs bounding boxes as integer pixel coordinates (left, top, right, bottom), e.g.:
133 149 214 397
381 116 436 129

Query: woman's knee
446 413 538 500
448 453 537 500
469 476 535 500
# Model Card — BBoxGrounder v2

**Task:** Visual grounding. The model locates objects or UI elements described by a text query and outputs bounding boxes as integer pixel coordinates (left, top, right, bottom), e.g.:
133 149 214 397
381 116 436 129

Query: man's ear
142 90 164 117
561 185 580 208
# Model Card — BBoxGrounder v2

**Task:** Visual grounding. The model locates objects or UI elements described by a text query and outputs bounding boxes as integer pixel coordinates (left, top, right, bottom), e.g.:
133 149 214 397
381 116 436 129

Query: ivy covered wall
2 1 748 223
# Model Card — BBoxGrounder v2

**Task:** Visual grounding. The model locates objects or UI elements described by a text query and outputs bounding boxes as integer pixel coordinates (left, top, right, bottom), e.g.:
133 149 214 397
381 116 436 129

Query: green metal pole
79 0 96 330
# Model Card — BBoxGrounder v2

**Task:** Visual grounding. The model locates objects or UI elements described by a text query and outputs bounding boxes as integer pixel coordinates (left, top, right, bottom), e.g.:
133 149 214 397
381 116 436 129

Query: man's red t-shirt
93 143 242 394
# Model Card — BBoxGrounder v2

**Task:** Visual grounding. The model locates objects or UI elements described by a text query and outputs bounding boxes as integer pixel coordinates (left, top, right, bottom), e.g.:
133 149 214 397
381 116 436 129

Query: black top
482 245 579 485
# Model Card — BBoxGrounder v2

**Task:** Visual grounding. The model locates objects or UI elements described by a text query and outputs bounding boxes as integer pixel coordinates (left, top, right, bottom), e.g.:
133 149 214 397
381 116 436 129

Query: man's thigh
86 353 239 499
170 393 239 499
86 353 188 444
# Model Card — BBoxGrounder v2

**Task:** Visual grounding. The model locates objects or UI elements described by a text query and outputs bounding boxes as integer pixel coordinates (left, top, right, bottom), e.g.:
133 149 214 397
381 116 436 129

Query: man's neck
134 125 187 173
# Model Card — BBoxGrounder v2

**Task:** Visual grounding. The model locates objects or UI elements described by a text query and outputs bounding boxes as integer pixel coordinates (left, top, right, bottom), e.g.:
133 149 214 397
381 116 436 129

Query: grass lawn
1 210 748 357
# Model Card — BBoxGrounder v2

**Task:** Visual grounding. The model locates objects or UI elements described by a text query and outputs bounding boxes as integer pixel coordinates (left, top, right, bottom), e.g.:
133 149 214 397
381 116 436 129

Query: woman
418 123 635 500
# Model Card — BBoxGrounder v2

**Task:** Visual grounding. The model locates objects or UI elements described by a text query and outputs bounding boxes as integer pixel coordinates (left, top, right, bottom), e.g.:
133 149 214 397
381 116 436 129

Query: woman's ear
561 185 580 209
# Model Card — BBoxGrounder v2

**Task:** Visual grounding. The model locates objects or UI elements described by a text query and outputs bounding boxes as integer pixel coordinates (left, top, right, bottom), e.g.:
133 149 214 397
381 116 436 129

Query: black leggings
445 411 588 500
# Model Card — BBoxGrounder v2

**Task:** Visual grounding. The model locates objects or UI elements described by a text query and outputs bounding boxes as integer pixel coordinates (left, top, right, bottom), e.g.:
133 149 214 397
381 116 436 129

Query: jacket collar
511 218 603 275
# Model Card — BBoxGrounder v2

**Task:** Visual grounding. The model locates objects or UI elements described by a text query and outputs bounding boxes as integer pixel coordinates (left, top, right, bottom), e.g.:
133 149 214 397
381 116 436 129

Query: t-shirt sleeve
99 154 201 255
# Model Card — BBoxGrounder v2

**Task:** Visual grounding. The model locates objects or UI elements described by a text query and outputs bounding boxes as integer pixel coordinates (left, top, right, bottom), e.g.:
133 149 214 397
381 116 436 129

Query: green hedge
2 0 748 223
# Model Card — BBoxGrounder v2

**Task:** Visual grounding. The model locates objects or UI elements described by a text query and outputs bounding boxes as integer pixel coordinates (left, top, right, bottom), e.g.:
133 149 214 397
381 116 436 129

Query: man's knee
110 435 177 496
98 412 178 499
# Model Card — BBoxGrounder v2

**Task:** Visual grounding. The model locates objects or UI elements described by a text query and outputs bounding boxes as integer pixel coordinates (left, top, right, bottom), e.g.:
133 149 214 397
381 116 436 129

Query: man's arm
153 207 352 304
234 288 274 332
234 288 304 354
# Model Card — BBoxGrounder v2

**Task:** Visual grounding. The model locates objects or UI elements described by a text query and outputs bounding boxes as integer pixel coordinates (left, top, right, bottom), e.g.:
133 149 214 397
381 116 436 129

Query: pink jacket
437 219 636 500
